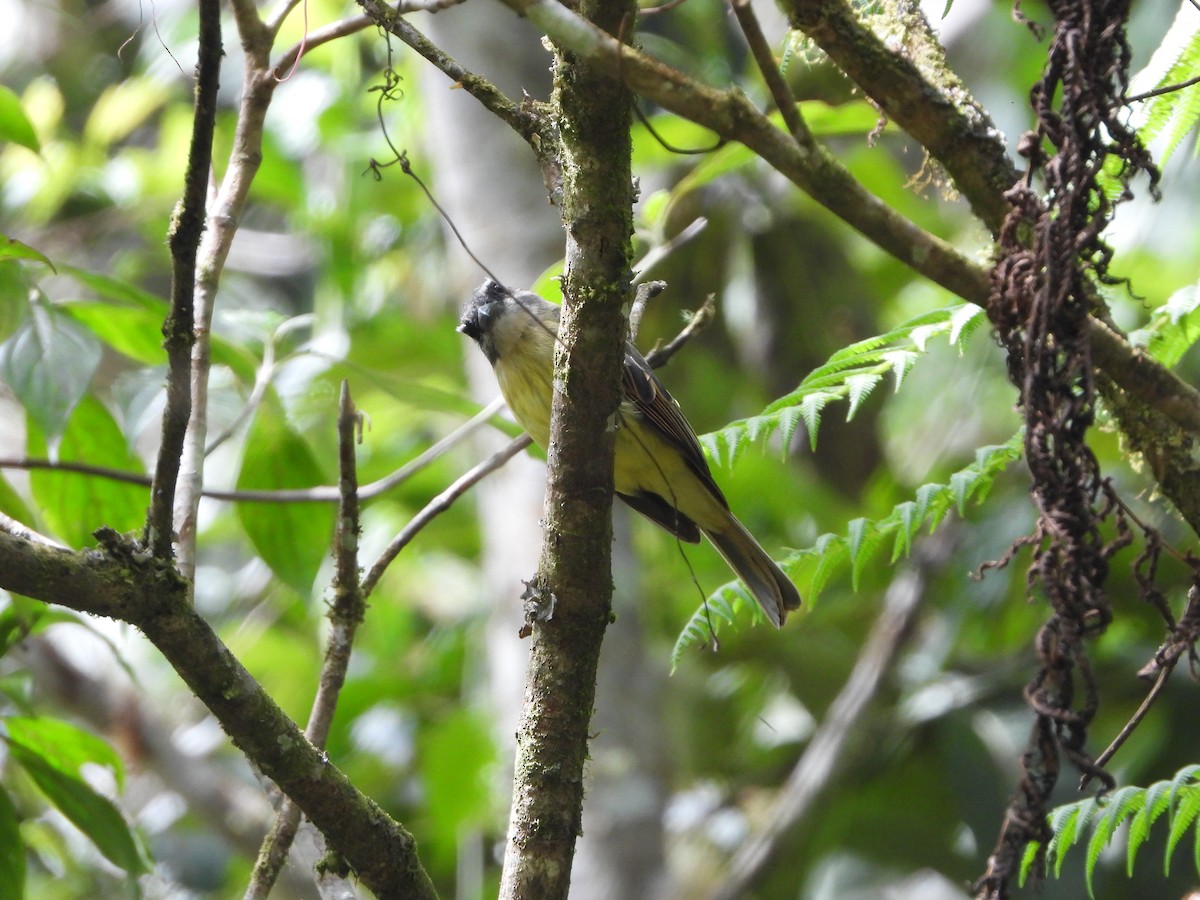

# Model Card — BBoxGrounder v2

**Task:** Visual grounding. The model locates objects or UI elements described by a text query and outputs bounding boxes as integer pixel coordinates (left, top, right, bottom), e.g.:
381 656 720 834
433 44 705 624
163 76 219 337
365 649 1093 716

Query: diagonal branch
488 0 1200 528
781 0 1017 233
0 528 437 899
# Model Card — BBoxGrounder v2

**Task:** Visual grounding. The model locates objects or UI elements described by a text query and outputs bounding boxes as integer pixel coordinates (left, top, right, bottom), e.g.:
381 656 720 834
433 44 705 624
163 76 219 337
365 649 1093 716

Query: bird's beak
458 309 481 341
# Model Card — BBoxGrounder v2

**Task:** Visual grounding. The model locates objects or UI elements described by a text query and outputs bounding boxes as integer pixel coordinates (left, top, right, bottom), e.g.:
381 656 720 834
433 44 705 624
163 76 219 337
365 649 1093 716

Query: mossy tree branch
0 529 438 898
491 0 1200 533
497 0 637 896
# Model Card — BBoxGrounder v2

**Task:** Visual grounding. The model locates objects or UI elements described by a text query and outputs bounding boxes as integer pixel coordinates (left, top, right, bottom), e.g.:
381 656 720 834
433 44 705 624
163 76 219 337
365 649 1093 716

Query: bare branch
729 0 810 144
145 0 221 560
272 14 375 79
361 434 532 598
247 382 367 898
356 0 557 184
0 397 507 506
0 527 436 896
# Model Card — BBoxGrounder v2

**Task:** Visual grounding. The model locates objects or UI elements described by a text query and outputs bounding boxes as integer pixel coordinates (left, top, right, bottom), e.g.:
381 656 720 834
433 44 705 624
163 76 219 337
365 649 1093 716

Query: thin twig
357 0 548 151
205 337 276 456
246 382 367 898
645 295 716 368
729 0 811 144
1082 664 1173 787
1125 73 1200 104
360 434 532 598
633 217 707 282
272 13 375 79
0 398 507 506
628 280 667 342
145 0 221 559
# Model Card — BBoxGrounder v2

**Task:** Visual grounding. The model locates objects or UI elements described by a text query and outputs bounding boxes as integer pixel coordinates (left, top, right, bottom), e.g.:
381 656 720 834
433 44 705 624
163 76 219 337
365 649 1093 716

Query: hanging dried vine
976 1 1160 897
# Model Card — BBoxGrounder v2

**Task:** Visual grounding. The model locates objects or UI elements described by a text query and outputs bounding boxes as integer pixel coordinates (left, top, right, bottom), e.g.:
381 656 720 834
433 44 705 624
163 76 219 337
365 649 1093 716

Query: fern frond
1128 283 1200 369
1029 764 1200 890
671 431 1023 656
704 304 986 463
1138 25 1200 168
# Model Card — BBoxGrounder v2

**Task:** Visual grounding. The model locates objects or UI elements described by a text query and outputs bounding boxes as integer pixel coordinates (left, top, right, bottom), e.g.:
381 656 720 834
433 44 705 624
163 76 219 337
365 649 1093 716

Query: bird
457 279 801 627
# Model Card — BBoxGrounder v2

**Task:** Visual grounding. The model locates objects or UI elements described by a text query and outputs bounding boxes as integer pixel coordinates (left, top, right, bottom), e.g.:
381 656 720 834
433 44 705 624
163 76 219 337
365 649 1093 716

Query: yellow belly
495 359 723 530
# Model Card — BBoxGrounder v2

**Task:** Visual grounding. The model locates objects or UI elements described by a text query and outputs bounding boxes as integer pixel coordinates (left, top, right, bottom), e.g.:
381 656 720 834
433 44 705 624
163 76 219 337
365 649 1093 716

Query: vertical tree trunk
498 1 637 895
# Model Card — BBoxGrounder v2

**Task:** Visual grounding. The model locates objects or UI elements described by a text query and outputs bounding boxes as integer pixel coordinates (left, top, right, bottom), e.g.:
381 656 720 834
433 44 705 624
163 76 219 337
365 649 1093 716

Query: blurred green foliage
0 0 1198 897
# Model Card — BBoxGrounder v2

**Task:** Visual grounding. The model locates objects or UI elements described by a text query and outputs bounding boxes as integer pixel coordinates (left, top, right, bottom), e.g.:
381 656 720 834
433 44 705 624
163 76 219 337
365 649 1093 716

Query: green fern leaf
1047 803 1080 878
1128 778 1171 875
1165 784 1200 876
1019 837 1042 886
1086 788 1145 897
892 501 918 561
949 469 974 515
949 303 986 346
845 372 881 421
800 392 831 451
808 534 849 603
884 349 919 391
777 406 805 456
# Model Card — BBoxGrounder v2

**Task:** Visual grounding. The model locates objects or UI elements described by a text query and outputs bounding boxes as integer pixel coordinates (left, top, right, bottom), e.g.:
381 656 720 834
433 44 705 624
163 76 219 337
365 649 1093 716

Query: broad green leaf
0 304 101 439
0 85 39 152
0 785 23 900
61 301 167 365
4 717 125 791
83 77 170 148
0 472 35 531
4 741 145 876
0 234 54 270
236 397 335 596
28 395 147 549
419 710 496 847
56 265 167 311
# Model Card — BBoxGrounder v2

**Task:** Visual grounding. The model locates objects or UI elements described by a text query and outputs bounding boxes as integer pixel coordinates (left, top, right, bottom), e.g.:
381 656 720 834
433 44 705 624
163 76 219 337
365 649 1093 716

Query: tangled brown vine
976 1 1160 896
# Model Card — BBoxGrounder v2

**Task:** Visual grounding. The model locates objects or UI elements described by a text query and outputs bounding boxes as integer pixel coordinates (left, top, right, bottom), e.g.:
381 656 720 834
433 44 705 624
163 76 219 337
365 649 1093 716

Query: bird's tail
703 515 801 627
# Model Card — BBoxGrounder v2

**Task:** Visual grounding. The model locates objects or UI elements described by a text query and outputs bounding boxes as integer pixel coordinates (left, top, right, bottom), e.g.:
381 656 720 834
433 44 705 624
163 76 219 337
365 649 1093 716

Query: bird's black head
457 279 509 362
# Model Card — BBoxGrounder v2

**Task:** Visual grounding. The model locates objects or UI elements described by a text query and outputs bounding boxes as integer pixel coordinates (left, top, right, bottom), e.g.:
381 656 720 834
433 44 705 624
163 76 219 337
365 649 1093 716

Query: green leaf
4 740 146 876
844 372 880 421
0 785 23 900
1018 838 1042 887
60 301 167 365
419 710 496 848
83 76 170 149
1129 778 1173 875
4 717 125 791
1086 788 1144 897
0 303 101 440
56 265 167 311
1165 785 1200 876
0 234 54 271
28 395 147 549
0 85 39 152
236 396 336 596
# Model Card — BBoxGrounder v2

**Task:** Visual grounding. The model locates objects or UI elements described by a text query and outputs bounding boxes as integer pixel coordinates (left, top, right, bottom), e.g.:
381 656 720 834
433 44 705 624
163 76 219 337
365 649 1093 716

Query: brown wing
621 343 729 510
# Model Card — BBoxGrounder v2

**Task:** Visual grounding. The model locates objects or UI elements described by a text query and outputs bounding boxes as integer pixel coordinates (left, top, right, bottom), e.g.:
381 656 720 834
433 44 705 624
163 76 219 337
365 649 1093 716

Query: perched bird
458 279 801 627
